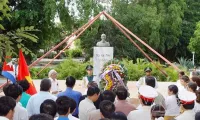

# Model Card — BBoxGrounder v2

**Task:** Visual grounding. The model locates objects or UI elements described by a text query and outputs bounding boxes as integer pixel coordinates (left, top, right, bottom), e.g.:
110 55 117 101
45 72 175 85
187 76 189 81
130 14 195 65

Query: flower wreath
100 59 128 91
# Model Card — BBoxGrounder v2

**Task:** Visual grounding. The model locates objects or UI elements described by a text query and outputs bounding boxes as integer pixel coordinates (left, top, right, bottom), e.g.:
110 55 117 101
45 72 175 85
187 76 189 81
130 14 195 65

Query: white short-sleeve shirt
176 80 185 91
68 114 80 120
13 102 28 120
26 91 57 117
127 106 151 120
49 78 59 92
79 98 96 120
0 116 9 120
165 95 180 116
136 76 158 89
194 101 200 113
175 110 195 120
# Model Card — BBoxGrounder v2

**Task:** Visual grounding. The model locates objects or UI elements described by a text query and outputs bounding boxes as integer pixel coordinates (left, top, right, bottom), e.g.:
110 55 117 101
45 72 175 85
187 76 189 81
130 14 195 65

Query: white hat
139 85 158 102
178 90 196 105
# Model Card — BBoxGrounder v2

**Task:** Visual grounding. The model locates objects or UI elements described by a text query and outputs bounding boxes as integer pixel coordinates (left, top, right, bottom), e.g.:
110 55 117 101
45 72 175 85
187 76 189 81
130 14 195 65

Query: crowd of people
1 65 200 120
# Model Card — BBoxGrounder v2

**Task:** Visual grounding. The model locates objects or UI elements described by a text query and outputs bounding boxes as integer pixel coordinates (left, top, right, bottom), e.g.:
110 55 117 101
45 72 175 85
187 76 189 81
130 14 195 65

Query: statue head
101 34 106 42
96 33 110 47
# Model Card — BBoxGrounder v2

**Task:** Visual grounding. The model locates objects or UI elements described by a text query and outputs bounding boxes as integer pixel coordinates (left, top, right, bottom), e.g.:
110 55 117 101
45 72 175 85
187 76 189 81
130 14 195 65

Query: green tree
0 0 11 30
188 21 200 60
78 0 186 61
1 0 74 58
74 0 104 60
0 26 39 61
176 0 200 60
0 0 39 62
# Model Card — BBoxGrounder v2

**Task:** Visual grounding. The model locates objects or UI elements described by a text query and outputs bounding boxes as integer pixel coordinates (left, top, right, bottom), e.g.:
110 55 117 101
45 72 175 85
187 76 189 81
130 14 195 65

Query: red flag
18 49 37 95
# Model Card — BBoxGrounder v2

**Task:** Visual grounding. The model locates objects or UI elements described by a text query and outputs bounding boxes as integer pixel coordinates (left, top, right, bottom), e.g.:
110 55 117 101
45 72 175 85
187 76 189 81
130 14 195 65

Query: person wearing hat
136 76 165 110
127 85 158 120
136 67 158 89
175 91 196 120
82 65 99 94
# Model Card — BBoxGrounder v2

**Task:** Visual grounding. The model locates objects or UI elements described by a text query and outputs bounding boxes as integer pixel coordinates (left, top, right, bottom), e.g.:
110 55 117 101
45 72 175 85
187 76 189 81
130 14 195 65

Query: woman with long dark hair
164 85 180 120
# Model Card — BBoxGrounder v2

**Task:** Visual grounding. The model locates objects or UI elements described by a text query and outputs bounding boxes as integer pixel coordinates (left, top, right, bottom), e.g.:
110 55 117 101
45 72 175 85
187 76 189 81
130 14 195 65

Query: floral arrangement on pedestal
100 59 128 92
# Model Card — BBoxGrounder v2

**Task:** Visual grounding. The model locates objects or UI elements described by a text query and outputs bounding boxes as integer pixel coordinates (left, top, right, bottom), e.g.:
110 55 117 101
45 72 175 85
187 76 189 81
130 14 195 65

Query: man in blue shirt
57 76 82 117
56 96 70 120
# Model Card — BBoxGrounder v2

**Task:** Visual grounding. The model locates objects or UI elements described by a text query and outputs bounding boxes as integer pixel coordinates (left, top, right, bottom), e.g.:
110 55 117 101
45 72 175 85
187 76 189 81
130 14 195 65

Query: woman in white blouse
164 85 180 120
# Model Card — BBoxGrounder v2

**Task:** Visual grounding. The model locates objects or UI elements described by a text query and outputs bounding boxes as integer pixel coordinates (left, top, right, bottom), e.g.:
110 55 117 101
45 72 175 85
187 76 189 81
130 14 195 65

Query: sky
55 0 112 23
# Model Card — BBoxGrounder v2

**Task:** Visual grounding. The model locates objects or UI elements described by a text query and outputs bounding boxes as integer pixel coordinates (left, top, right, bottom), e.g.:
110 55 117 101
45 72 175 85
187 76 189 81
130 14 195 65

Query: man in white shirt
26 78 57 117
88 90 116 120
49 69 60 94
175 90 196 120
0 96 16 120
127 85 158 120
3 84 28 120
136 67 158 89
79 86 100 120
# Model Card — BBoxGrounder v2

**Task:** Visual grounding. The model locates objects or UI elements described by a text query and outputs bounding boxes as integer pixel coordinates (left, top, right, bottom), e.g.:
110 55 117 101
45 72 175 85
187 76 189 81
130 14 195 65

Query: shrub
30 58 186 82
30 67 51 79
30 60 90 80
55 59 90 80
177 57 194 70
65 49 82 58
122 58 179 81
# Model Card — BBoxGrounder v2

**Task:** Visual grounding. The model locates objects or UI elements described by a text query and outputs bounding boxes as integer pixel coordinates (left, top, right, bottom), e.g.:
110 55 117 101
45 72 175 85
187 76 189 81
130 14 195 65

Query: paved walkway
0 79 175 98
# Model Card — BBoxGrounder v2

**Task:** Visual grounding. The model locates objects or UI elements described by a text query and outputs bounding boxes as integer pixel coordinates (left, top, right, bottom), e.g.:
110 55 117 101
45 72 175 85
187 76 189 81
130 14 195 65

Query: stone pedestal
93 47 113 76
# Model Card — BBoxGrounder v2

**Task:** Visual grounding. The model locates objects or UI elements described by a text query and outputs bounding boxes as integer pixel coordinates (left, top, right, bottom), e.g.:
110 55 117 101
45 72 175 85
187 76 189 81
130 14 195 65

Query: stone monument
93 34 113 76
96 34 110 47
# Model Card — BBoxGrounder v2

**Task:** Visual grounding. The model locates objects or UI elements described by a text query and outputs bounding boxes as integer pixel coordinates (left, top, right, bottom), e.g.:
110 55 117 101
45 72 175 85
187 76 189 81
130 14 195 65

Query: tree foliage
0 0 39 62
112 0 186 57
0 26 39 60
0 0 74 57
188 21 200 59
0 0 11 30
1 0 200 64
178 0 200 59
77 0 186 61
